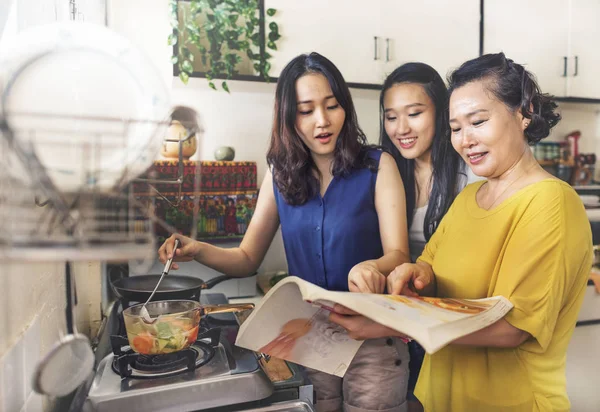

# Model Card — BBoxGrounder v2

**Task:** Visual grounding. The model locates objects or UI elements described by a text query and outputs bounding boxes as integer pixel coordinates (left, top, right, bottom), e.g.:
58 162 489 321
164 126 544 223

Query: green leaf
171 55 179 64
264 61 272 74
206 13 215 22
208 81 217 90
167 33 178 46
201 54 207 66
266 8 276 17
246 49 254 59
222 81 230 93
182 60 194 73
228 14 239 24
253 62 261 72
179 71 189 84
268 31 280 42
267 41 276 50
268 22 278 32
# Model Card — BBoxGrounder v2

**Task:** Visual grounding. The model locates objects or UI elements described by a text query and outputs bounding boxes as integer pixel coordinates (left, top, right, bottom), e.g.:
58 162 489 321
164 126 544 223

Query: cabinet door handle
374 36 379 61
574 56 579 76
386 38 390 62
562 56 568 77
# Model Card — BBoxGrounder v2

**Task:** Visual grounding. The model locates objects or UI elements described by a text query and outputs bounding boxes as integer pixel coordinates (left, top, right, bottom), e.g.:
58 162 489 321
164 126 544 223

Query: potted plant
169 0 280 92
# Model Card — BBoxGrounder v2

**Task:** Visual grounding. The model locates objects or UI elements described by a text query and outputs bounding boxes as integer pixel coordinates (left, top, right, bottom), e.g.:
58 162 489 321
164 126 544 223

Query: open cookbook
236 276 513 377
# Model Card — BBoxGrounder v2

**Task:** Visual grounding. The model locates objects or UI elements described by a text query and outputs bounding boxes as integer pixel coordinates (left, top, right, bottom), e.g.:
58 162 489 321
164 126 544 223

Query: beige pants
306 338 410 412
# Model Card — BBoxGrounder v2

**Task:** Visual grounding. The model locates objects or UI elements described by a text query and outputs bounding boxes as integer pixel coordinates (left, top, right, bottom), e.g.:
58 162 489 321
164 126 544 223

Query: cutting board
235 305 293 382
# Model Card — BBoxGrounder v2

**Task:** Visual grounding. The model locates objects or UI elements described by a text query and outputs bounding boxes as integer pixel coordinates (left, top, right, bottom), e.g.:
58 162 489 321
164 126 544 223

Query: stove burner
110 327 222 379
134 350 196 373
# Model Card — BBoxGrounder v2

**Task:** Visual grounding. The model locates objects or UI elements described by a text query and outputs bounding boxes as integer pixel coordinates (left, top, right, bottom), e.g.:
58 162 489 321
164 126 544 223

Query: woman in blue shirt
159 52 411 412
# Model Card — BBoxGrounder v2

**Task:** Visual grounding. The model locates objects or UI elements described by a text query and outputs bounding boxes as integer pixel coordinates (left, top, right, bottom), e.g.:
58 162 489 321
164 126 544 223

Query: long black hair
380 63 465 240
447 53 561 144
267 52 375 205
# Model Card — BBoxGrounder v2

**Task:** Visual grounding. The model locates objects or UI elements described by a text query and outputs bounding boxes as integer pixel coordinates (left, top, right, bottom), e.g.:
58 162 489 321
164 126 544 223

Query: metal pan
110 274 232 302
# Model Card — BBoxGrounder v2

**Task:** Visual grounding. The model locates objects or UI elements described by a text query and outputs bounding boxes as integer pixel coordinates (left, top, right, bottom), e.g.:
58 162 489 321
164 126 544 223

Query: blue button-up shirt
274 150 384 291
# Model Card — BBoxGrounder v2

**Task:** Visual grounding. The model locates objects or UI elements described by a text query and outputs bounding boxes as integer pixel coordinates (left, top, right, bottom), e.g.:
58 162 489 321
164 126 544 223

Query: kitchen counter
229 287 265 306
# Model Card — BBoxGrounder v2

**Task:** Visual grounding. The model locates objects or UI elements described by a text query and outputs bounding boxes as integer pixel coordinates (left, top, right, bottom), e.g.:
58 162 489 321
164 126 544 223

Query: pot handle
202 272 257 289
201 304 254 315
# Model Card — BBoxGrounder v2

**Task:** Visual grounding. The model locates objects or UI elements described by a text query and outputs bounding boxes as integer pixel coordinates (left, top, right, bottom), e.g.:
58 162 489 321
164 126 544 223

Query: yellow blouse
414 179 592 412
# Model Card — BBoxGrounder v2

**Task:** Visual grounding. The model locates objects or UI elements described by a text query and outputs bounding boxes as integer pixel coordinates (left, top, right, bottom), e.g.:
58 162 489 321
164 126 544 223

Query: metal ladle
139 238 180 323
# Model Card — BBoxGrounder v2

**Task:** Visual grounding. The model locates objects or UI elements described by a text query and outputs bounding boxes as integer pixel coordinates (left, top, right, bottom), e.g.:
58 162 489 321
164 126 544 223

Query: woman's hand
387 262 435 296
258 318 312 359
348 261 386 293
157 234 201 270
328 305 409 341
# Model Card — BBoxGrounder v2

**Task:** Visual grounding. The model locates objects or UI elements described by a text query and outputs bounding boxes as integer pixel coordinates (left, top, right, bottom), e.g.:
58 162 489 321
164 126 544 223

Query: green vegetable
157 338 170 351
156 322 173 339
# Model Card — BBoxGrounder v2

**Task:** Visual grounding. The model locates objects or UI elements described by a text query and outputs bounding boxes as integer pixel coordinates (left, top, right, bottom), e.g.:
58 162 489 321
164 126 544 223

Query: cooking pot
123 300 253 355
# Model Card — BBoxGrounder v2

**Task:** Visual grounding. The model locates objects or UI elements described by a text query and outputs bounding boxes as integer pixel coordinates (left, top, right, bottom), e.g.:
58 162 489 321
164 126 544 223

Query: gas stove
82 293 314 412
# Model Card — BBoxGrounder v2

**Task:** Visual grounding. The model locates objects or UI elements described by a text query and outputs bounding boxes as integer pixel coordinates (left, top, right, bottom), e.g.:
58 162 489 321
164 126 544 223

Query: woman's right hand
157 234 201 270
387 262 434 296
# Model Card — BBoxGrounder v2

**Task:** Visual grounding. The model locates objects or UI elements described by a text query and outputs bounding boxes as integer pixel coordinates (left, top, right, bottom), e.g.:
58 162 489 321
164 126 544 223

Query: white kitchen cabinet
381 0 480 82
568 0 600 99
265 0 480 86
264 0 383 84
484 0 571 97
485 0 600 99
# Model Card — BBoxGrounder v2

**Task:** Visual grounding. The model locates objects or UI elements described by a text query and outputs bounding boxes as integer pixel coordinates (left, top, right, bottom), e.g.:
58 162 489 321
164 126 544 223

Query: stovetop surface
83 293 274 412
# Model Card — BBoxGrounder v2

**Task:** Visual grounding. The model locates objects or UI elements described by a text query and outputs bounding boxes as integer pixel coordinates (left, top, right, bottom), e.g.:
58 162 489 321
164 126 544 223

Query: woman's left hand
348 262 386 293
328 304 409 340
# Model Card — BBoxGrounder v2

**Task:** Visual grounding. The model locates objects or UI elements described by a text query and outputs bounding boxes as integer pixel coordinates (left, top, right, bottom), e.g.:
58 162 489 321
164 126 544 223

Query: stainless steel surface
85 343 273 412
0 112 168 263
238 400 316 412
298 384 315 405
33 334 95 396
83 292 309 412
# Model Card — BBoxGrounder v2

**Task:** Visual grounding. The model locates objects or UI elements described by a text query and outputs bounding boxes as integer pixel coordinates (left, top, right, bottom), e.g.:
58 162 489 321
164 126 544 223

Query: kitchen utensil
0 21 170 192
139 239 180 323
123 300 254 355
32 262 94 396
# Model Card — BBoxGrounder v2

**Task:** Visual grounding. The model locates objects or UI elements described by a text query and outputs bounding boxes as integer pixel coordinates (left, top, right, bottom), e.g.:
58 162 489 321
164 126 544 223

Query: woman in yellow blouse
330 53 593 412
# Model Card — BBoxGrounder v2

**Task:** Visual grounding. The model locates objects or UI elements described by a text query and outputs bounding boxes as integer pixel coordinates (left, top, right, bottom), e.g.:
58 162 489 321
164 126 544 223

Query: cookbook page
236 281 363 377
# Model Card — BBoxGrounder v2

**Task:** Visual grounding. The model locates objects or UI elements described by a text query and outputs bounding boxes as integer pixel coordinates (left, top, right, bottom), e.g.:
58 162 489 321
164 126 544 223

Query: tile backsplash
0 316 41 412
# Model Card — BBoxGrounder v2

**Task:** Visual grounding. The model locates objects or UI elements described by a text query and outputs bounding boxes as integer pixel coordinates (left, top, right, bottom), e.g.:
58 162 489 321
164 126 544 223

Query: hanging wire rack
0 112 202 267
